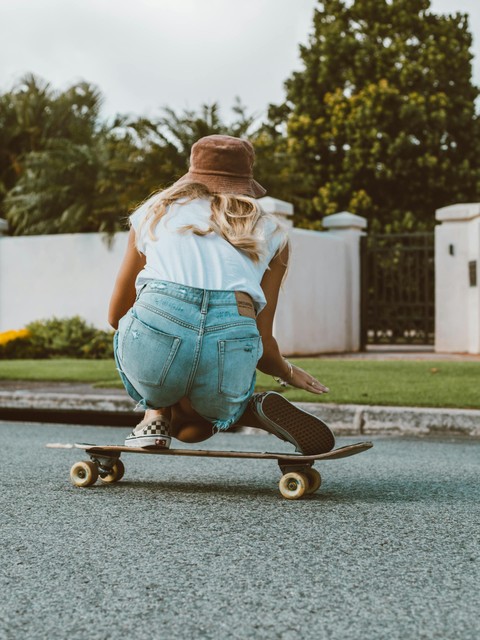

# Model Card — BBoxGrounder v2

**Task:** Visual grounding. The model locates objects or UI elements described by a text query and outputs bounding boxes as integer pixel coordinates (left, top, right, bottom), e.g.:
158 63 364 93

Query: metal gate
360 233 435 347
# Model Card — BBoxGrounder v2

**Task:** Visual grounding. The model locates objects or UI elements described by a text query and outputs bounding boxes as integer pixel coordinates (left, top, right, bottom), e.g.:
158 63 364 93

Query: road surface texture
0 422 478 640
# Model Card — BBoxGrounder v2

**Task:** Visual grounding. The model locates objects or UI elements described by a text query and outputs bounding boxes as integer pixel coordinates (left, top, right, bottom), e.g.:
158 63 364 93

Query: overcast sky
1 0 479 123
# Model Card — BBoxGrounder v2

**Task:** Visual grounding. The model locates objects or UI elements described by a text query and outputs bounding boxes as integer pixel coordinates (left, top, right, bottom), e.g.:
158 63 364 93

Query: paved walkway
320 346 480 361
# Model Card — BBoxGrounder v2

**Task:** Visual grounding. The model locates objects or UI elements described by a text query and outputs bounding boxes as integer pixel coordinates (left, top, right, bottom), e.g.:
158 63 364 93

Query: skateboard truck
89 454 120 478
278 460 313 475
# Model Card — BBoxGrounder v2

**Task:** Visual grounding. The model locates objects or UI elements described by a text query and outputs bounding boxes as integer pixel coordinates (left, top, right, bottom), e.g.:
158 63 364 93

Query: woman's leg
138 407 172 426
169 397 214 443
131 400 212 445
233 401 265 429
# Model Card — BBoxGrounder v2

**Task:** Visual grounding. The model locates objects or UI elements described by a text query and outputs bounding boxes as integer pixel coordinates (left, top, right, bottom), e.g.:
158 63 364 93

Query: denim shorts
114 280 263 431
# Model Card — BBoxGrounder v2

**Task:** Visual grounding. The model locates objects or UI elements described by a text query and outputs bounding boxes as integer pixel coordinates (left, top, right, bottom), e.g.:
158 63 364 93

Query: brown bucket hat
174 134 266 198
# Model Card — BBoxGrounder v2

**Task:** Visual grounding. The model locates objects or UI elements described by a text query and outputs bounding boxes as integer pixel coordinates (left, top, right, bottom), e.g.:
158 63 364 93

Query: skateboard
70 441 373 500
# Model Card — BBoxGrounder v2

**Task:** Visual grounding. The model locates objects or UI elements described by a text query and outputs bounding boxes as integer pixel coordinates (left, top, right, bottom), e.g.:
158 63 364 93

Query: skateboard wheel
99 459 125 484
70 461 99 487
279 472 307 500
303 468 322 494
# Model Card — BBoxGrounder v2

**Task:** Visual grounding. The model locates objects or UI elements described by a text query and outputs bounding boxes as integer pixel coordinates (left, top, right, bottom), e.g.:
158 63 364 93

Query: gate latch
469 261 477 287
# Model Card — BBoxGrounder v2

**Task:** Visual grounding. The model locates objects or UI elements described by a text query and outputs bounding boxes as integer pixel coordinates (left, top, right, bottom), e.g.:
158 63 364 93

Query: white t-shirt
130 196 285 313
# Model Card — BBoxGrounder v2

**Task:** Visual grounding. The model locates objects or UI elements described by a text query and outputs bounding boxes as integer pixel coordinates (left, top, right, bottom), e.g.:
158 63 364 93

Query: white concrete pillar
322 212 368 351
0 219 8 236
260 197 353 355
258 196 294 227
435 203 480 353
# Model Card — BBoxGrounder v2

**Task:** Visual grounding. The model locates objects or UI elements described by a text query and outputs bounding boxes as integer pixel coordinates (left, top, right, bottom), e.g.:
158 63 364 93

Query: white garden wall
0 232 128 333
0 199 365 355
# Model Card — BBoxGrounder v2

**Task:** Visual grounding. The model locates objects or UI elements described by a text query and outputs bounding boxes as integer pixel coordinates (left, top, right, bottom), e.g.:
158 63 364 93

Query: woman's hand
275 361 329 395
291 364 329 395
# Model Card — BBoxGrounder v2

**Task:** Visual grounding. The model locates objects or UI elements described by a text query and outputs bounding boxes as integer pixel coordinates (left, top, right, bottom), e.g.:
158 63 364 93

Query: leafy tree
249 103 296 203
280 0 480 231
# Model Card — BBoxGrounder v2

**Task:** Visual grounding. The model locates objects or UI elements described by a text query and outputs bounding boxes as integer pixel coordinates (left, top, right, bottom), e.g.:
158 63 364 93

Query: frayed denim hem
211 377 255 433
212 414 240 433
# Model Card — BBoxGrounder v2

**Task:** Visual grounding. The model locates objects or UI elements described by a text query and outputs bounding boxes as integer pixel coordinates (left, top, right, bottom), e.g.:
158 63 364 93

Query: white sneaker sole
124 434 172 449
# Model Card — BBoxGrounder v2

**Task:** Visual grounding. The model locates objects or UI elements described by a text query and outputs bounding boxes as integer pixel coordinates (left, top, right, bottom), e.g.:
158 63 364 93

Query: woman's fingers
307 379 329 393
291 365 329 394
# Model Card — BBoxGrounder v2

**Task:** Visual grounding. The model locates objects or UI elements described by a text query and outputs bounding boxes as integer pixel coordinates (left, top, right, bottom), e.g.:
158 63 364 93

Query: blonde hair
135 182 288 264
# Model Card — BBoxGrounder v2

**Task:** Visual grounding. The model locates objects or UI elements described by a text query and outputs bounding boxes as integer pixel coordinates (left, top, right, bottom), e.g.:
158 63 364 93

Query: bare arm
108 228 146 329
256 245 329 395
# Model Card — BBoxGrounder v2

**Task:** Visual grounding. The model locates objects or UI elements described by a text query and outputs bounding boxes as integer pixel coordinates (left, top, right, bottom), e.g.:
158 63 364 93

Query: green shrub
0 317 114 359
0 334 34 359
80 332 115 359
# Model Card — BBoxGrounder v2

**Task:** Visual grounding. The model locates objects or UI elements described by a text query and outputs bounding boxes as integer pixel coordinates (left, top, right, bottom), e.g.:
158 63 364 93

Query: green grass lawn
0 359 119 385
0 358 479 409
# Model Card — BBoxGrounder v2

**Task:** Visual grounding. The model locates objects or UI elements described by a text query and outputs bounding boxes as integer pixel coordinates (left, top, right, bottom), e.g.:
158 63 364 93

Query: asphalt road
0 422 478 640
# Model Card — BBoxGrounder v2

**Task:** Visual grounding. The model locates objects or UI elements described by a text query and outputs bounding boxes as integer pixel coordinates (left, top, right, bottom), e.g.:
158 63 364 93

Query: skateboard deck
70 441 373 500
74 441 372 461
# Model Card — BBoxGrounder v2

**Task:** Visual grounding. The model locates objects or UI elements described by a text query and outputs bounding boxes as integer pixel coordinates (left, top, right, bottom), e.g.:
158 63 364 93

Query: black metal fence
360 233 435 347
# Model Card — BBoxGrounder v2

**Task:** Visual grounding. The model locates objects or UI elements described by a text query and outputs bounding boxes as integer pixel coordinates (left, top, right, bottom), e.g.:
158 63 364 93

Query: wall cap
258 196 294 217
436 203 480 222
323 211 368 231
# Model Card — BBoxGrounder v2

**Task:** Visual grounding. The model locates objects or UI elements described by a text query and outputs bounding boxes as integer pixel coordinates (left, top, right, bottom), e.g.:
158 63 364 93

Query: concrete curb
301 403 480 438
0 391 134 414
0 391 479 437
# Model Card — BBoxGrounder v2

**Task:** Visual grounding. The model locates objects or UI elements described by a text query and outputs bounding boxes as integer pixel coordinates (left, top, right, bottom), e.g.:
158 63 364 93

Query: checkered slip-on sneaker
124 418 172 449
249 392 335 455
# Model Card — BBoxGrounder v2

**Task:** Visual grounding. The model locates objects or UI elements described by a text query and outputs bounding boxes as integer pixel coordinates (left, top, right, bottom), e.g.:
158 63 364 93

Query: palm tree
1 77 279 236
3 75 103 234
158 98 257 163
